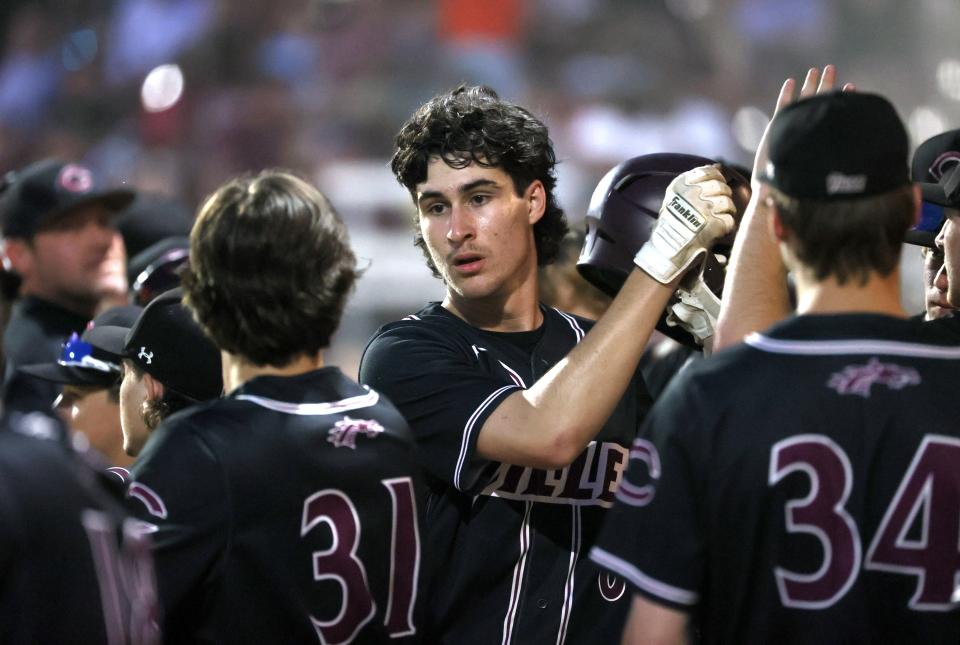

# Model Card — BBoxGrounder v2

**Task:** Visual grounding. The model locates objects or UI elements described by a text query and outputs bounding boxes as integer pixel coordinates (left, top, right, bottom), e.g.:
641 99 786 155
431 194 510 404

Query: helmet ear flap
576 153 747 349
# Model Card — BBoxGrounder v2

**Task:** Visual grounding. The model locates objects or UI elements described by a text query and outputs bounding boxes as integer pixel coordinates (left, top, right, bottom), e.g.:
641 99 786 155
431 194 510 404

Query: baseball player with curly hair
360 85 736 643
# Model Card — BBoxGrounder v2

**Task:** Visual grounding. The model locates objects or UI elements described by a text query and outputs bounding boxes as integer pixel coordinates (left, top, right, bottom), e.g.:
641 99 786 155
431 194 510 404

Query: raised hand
752 65 855 191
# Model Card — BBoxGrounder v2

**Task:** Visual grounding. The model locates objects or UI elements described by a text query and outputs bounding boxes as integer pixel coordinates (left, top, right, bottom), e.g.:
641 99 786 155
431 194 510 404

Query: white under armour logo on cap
138 347 153 364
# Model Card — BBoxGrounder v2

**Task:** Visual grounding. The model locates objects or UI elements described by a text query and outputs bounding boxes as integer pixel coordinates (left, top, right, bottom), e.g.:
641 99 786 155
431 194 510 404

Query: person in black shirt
360 85 736 644
0 413 160 644
117 170 424 643
596 74 960 644
0 159 133 413
85 289 223 461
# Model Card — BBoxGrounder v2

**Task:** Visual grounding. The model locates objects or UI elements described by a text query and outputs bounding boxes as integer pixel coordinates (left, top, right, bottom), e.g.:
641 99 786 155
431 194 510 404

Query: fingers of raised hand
799 67 821 98
697 179 733 200
703 195 736 223
817 64 837 93
684 164 725 185
774 78 797 114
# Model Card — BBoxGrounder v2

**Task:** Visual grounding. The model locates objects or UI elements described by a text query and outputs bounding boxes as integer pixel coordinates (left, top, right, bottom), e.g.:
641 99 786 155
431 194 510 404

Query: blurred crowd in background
1 0 957 372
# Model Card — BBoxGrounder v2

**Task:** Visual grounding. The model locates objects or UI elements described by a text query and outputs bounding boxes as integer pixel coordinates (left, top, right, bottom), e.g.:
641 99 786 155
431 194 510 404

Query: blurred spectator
438 0 527 98
0 6 59 131
104 0 214 85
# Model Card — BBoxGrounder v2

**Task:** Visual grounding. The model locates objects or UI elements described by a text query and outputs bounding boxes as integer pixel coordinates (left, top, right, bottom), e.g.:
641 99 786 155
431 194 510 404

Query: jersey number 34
769 434 960 611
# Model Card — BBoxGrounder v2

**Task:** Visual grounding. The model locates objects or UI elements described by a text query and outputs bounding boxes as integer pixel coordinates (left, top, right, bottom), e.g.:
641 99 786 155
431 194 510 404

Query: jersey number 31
769 434 960 611
301 477 420 644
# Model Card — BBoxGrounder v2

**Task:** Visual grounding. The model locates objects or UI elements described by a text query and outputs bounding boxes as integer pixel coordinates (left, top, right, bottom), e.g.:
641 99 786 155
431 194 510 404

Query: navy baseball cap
759 92 910 200
0 159 135 238
913 131 960 246
85 288 222 402
906 129 960 247
19 305 143 387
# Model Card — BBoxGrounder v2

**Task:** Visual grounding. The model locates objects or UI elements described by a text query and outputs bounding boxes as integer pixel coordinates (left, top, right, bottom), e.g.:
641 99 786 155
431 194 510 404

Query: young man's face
119 360 151 457
415 158 543 306
921 245 954 320
56 383 132 467
16 204 125 311
935 210 960 308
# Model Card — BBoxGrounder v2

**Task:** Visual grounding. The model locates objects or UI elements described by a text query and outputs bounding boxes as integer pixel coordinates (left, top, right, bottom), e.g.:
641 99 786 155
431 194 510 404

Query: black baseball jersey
3 295 89 414
360 303 651 644
0 419 159 644
590 314 960 644
123 367 424 643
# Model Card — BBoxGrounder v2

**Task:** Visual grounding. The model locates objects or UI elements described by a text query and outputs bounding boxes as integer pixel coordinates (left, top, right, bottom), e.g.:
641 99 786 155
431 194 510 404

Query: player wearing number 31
122 171 425 643
590 86 960 642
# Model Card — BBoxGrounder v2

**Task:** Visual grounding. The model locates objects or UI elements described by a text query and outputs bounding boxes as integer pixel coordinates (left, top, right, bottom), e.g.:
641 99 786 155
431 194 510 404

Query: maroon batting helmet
578 152 749 346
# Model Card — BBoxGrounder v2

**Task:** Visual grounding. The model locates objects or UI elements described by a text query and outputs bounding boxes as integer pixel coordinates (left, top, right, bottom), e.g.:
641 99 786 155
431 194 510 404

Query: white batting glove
634 165 736 284
665 275 722 346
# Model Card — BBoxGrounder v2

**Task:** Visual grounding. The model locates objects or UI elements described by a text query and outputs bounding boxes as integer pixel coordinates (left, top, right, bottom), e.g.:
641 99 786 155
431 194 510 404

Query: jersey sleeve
588 370 708 611
360 324 520 493
123 417 229 622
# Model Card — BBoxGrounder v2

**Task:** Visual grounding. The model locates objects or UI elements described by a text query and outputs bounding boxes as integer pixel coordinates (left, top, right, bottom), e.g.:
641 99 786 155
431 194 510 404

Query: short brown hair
182 170 357 367
770 185 915 285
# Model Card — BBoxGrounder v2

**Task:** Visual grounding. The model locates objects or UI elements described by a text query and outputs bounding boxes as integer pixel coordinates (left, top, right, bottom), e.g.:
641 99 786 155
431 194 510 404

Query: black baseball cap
906 129 960 247
85 288 222 402
0 159 135 238
127 236 190 306
759 92 910 200
19 305 143 387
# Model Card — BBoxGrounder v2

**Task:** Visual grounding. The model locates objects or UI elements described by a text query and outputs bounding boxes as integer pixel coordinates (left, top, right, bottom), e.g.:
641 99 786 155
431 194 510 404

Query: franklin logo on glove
667 195 706 231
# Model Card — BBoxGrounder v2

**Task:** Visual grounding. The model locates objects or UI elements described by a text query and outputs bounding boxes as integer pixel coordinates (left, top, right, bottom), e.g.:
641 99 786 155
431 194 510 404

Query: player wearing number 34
591 91 960 643
122 171 425 643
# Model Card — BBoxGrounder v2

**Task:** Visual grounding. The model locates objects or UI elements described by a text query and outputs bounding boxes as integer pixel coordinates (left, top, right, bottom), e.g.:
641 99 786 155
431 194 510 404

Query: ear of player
633 164 738 285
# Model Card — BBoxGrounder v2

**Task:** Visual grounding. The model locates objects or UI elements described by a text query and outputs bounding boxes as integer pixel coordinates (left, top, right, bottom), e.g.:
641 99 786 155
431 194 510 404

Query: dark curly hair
182 171 358 367
391 85 568 278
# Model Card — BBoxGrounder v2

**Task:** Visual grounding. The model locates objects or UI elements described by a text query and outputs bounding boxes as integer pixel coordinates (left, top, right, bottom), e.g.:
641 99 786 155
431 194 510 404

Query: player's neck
221 350 325 394
795 268 907 317
442 276 543 332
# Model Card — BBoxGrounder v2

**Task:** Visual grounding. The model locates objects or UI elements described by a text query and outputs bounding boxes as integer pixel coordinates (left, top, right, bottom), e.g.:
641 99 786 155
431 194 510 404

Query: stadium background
0 0 954 373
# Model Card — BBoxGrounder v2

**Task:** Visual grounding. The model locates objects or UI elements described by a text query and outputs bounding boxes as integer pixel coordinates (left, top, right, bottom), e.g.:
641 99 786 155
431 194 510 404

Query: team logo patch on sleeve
827 358 921 398
328 416 385 449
